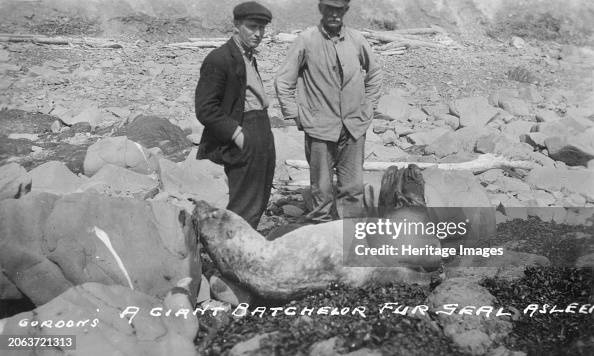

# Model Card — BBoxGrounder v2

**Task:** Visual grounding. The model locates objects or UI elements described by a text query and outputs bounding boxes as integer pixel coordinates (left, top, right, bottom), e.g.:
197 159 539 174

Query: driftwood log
285 154 539 175
0 34 122 48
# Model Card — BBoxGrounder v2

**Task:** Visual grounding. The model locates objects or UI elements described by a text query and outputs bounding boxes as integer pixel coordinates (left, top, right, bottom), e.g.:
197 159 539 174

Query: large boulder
425 126 496 158
0 283 198 356
0 163 31 201
498 97 531 116
83 136 159 177
427 278 512 356
423 168 497 242
158 158 227 208
194 201 437 301
376 93 411 122
449 97 499 128
78 164 159 199
407 127 452 146
525 167 594 202
544 127 594 166
445 250 550 281
0 192 200 306
29 161 86 195
114 115 193 157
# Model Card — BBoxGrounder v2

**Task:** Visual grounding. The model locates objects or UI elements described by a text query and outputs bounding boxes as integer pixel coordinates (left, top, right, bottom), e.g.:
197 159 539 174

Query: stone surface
158 158 228 208
425 126 495 158
526 167 594 202
0 283 198 356
520 132 547 148
445 251 550 281
544 128 594 166
194 201 438 301
449 96 499 128
83 136 159 176
498 97 531 116
535 109 561 123
114 115 192 156
78 164 159 199
427 278 512 356
534 117 587 137
209 275 253 307
281 204 304 217
423 168 497 241
376 93 410 122
501 120 536 139
0 163 31 201
229 332 278 356
407 127 451 146
0 192 200 305
575 253 594 268
29 161 86 195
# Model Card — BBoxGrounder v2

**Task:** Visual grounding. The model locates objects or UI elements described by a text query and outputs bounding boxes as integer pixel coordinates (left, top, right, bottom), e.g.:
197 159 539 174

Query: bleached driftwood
285 154 539 175
388 26 446 35
0 34 122 48
361 30 448 49
166 41 225 49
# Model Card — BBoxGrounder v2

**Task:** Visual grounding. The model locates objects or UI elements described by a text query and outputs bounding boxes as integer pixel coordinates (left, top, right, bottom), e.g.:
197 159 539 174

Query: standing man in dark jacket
195 1 275 229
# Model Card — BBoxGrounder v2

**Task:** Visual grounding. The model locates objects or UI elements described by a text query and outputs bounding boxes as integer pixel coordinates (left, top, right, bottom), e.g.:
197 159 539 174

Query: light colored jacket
275 24 382 142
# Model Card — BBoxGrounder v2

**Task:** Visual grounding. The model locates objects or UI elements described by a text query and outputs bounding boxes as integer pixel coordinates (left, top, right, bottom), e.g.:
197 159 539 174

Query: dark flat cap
233 1 272 23
319 0 350 7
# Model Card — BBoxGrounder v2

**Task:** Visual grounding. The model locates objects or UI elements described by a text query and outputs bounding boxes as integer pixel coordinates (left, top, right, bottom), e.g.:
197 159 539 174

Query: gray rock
229 332 278 356
425 126 496 158
0 192 200 305
0 283 198 356
575 253 594 268
0 163 31 201
427 278 512 356
282 204 304 217
158 158 228 208
380 130 398 145
423 168 496 241
499 98 531 116
534 117 587 137
526 167 594 202
407 127 451 146
29 161 86 195
501 120 536 139
446 251 550 282
544 128 594 166
408 107 428 123
520 132 547 148
376 93 410 122
518 85 543 104
84 136 160 177
210 275 253 307
196 274 211 303
478 169 505 185
535 109 561 123
79 164 159 199
449 96 499 128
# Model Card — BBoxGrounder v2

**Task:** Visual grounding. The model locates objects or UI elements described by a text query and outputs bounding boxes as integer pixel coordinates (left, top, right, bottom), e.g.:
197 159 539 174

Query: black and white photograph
0 0 592 355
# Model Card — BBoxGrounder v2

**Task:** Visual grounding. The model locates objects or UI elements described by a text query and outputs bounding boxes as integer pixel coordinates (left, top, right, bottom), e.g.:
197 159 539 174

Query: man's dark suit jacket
195 38 250 165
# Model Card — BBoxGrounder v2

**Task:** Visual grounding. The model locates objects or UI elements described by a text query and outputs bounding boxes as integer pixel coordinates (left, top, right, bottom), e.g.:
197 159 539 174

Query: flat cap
233 1 272 23
319 0 350 7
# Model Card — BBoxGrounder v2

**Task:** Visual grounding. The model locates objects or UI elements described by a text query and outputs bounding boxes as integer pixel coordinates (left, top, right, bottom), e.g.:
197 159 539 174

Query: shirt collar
318 22 346 41
232 35 258 60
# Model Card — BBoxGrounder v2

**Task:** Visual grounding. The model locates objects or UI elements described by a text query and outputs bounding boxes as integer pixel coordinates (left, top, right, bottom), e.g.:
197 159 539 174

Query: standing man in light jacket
195 1 275 229
275 0 382 223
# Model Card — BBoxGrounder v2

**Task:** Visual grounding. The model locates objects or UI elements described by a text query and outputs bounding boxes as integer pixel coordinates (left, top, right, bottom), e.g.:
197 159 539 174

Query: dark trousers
305 126 365 222
225 110 275 229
